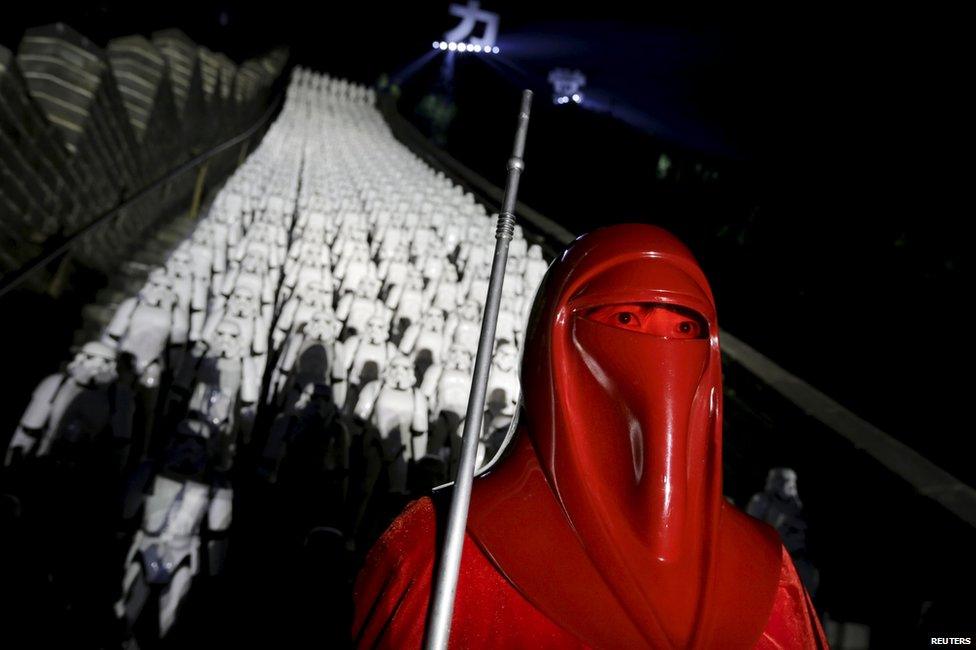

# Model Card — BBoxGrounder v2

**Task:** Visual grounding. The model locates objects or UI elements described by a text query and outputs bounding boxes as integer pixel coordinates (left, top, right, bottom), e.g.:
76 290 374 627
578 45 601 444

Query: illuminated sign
433 1 500 54
548 68 586 105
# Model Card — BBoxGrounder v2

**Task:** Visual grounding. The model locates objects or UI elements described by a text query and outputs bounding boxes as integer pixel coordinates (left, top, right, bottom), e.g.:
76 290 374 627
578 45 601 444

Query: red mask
469 225 782 648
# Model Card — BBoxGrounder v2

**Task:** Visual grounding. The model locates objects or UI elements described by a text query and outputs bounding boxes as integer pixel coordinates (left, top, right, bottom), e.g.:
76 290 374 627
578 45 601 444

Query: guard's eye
585 303 706 339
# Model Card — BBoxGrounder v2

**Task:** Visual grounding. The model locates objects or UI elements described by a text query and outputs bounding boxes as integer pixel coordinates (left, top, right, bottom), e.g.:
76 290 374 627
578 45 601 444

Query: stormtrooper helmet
765 468 800 501
68 341 117 386
304 310 340 342
447 344 473 372
211 319 244 359
493 342 518 373
459 299 481 322
365 315 390 344
227 286 258 317
386 355 416 390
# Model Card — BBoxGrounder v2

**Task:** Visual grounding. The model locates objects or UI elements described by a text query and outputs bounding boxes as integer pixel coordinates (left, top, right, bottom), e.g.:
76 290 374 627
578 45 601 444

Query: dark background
3 1 969 483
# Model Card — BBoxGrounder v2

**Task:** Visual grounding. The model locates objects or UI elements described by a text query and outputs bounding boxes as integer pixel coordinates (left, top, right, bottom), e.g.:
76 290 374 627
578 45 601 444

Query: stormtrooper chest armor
437 368 472 414
373 387 416 438
347 298 380 333
453 319 479 351
351 341 389 384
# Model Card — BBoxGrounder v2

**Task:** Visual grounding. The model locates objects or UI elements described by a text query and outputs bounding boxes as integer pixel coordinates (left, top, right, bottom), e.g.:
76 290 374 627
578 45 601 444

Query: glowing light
549 68 587 106
432 39 495 55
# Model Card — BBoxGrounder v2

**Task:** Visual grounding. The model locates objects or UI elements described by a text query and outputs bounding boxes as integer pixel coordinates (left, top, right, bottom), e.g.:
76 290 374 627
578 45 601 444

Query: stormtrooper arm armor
277 333 303 376
398 323 420 355
104 297 139 343
240 356 261 406
411 390 429 434
411 389 430 461
331 340 353 407
274 300 298 349
199 312 223 349
444 315 459 343
420 365 442 403
220 269 239 298
353 380 383 423
421 280 437 307
336 293 353 322
207 487 233 533
251 317 269 356
6 374 63 464
213 245 227 275
385 283 403 310
261 275 275 309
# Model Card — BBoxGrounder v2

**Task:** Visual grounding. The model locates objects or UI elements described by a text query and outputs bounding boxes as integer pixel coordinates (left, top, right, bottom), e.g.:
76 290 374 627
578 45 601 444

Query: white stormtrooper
218 242 277 325
335 275 387 338
104 268 180 387
409 227 438 262
426 264 463 313
280 240 334 307
502 264 526 300
333 315 397 410
420 344 474 470
335 242 377 296
353 355 428 496
507 227 528 265
495 294 526 349
176 318 261 443
376 243 411 285
372 225 407 263
163 250 202 347
201 283 269 381
398 307 448 372
461 260 492 307
273 280 335 350
6 341 126 465
115 395 233 639
385 269 426 337
483 342 520 460
523 244 548 297
445 299 483 354
269 309 342 408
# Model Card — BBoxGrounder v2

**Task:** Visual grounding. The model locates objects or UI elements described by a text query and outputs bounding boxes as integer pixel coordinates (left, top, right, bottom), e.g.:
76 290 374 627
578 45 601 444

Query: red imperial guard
353 224 827 649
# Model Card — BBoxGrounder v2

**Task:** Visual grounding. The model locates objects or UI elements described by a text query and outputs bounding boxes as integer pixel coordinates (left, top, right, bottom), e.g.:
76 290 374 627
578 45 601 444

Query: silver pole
425 89 534 650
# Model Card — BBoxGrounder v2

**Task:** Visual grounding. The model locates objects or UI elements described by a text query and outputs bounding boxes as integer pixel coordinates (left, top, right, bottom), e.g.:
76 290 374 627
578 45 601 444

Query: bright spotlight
448 42 457 51
457 43 467 52
433 41 439 49
572 93 581 103
472 44 482 52
439 42 448 50
492 46 500 54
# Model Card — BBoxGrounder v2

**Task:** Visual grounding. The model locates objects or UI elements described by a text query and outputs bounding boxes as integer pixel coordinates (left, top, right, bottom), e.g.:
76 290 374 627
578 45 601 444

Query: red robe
352 498 828 649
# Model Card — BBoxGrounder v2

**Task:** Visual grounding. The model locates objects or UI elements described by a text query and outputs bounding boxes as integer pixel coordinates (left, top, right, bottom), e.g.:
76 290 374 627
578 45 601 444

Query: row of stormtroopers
114 84 312 638
7 66 549 638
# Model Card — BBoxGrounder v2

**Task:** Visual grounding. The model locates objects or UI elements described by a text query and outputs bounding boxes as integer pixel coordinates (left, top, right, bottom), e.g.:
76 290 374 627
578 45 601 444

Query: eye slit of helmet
584 303 707 339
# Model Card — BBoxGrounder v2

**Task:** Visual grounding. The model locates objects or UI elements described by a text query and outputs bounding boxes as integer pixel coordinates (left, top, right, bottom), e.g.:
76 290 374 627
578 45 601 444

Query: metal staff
425 89 534 650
